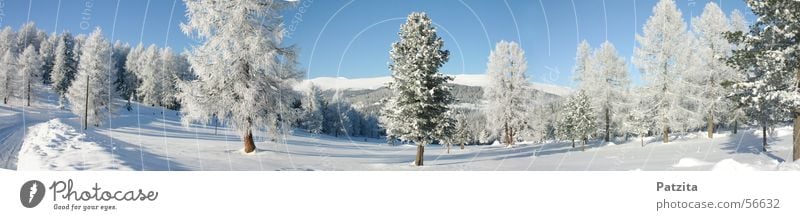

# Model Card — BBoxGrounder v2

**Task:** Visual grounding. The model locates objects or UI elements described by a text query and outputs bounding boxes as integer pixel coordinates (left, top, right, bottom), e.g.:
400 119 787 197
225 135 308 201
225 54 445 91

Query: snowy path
0 104 64 169
0 106 25 169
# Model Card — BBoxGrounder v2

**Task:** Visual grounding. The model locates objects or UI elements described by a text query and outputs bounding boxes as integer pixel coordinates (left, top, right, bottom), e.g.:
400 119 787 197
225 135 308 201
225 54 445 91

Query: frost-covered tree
689 2 737 139
726 9 749 134
557 91 596 149
39 33 57 84
302 83 324 134
452 109 470 149
0 50 17 104
135 45 163 106
633 0 694 143
380 12 453 166
178 0 301 153
483 40 529 147
323 96 352 137
18 45 43 106
573 40 594 86
51 32 77 105
622 90 654 147
16 22 40 51
0 27 16 54
578 41 629 142
66 28 116 130
111 41 134 101
158 47 186 110
123 44 145 101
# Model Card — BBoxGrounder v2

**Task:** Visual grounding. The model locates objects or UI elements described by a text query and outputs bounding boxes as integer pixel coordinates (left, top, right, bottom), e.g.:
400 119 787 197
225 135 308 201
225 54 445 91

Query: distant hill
295 74 574 97
295 74 569 115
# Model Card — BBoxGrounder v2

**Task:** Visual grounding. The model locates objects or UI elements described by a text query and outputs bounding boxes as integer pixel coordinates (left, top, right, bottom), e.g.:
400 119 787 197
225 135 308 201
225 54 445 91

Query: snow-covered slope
296 74 574 96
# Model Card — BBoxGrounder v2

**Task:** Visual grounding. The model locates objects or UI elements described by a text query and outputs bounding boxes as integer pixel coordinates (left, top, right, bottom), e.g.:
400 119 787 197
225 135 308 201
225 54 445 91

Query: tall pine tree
380 12 453 166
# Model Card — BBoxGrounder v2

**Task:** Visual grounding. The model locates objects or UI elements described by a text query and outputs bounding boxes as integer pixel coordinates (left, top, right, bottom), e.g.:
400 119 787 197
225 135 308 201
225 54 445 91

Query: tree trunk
460 143 464 150
640 135 644 147
794 112 800 161
762 124 767 152
446 143 450 154
795 66 800 161
27 82 31 106
604 108 610 142
662 124 669 143
243 129 256 153
707 111 713 138
582 137 586 151
503 122 510 147
414 144 424 166
83 73 90 130
733 120 738 134
571 139 575 148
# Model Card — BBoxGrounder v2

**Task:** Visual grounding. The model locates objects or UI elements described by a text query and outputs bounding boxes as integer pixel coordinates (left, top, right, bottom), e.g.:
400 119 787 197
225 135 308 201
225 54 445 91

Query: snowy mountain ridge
296 74 574 96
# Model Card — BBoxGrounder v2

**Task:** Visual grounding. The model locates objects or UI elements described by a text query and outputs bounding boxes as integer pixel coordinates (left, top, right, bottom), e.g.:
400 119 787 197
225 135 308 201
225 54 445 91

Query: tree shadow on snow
83 128 191 171
720 131 785 163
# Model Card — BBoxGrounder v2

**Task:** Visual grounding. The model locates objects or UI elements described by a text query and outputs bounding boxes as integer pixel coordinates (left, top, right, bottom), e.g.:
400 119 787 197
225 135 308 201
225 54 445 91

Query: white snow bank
673 158 712 168
711 159 758 171
774 126 793 137
750 126 793 137
777 161 800 171
16 119 134 171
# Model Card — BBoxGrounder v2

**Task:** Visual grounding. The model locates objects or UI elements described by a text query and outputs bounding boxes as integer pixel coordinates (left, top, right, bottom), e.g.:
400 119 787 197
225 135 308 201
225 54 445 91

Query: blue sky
0 0 754 88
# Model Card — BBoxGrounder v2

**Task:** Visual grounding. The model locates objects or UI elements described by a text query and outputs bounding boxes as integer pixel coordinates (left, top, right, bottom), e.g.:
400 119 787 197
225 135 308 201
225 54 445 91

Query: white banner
0 171 796 219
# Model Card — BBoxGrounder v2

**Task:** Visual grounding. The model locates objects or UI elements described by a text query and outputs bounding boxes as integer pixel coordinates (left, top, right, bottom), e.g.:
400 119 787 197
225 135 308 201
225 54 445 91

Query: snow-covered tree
726 9 749 134
178 0 301 153
689 2 737 139
380 12 453 166
622 89 654 147
725 0 800 157
135 45 163 106
573 40 594 86
123 44 145 102
483 40 529 147
0 50 17 104
302 83 324 134
111 41 134 101
0 27 16 54
633 0 694 143
16 22 40 51
557 91 596 149
452 109 470 149
39 33 57 84
72 34 86 65
51 32 77 103
577 41 630 142
158 47 185 110
323 96 352 137
18 45 43 106
66 28 116 130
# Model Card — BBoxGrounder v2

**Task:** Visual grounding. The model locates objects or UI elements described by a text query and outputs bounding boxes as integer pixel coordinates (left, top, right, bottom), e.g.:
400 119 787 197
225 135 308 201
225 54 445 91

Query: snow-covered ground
1 87 797 171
